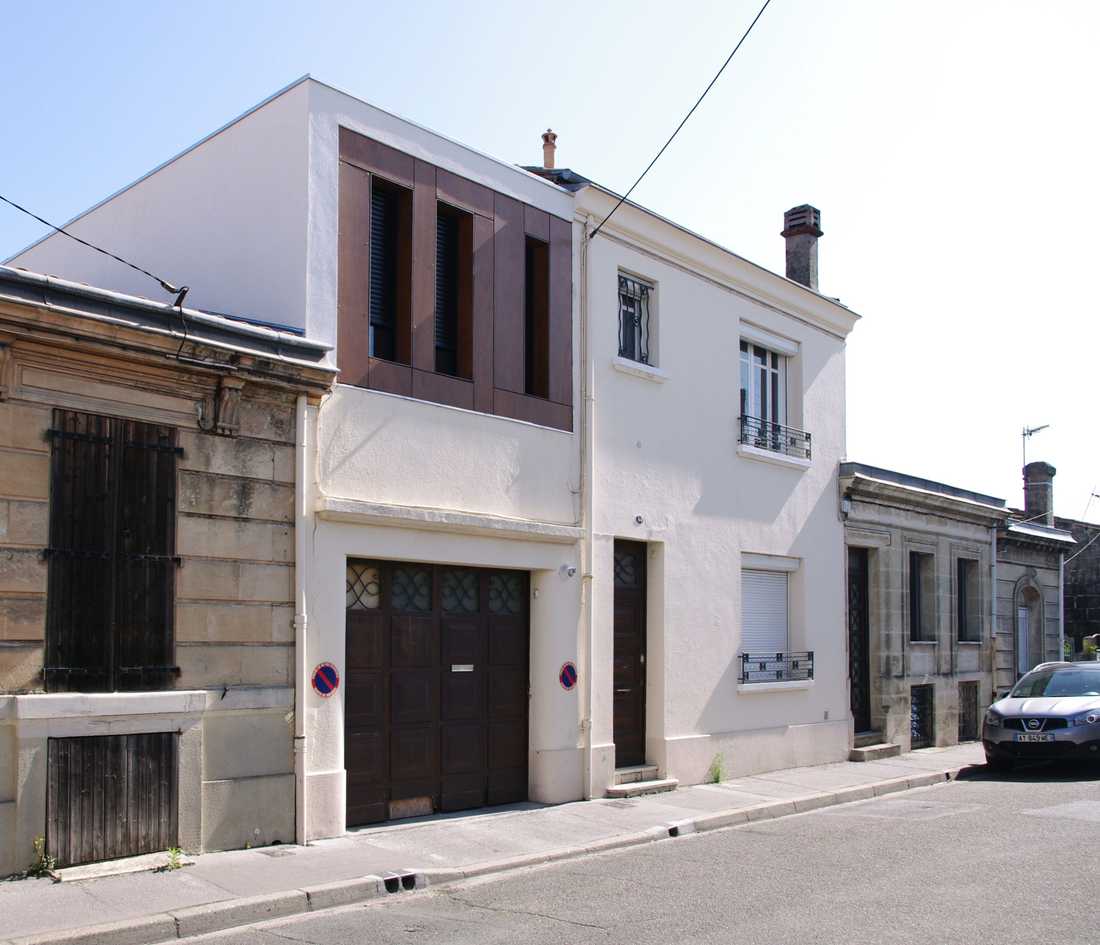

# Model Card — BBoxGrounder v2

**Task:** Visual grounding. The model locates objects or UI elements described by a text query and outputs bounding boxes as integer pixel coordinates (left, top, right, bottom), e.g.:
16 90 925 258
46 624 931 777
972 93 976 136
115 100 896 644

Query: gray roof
0 265 332 369
839 461 1005 508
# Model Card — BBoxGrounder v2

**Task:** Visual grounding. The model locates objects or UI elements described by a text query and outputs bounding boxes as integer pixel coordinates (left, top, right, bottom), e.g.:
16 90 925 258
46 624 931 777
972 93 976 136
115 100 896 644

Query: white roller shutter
741 570 788 654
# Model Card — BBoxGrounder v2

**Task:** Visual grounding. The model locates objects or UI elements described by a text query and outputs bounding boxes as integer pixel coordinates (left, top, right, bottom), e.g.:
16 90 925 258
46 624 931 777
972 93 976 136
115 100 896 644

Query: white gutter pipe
293 394 311 845
579 215 596 799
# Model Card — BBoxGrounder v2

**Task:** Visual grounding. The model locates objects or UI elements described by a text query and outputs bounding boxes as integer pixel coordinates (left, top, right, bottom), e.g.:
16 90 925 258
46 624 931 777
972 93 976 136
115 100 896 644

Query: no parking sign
559 661 578 691
312 662 339 698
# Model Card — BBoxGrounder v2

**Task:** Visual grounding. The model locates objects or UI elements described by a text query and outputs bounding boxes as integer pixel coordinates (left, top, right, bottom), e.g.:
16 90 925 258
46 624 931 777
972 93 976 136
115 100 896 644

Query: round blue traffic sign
559 661 578 691
312 662 339 698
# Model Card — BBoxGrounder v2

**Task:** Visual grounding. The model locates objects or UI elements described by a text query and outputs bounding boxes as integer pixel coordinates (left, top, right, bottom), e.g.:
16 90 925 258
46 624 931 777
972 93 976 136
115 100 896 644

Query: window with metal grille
369 177 411 363
957 558 980 642
44 409 180 692
524 236 549 398
910 684 935 748
618 275 652 365
909 551 935 642
958 681 980 742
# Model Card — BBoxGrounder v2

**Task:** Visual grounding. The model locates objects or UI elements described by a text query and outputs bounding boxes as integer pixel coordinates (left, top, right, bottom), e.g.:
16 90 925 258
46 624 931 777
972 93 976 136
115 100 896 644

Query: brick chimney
781 205 823 290
541 129 557 170
1024 461 1056 526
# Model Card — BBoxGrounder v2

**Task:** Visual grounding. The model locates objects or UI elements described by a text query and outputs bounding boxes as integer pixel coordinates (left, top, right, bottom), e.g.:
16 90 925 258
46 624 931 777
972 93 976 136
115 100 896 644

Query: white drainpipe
579 215 597 800
293 394 311 845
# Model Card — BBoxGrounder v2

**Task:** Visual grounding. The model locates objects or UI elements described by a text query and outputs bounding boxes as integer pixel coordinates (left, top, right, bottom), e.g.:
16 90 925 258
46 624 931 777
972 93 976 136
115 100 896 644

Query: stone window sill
736 679 814 694
612 356 666 383
737 443 811 471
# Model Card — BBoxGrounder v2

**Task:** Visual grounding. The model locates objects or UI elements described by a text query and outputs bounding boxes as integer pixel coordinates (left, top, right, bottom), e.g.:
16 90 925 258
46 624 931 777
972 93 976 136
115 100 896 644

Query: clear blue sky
2 0 1096 520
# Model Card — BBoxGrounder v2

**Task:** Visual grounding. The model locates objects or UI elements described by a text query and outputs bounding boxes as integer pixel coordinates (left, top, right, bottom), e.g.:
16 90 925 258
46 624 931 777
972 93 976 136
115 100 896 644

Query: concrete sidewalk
0 743 984 945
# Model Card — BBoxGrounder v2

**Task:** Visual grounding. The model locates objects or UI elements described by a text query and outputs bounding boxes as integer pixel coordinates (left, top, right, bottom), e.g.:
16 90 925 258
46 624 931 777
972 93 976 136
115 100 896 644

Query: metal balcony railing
739 415 811 460
739 651 814 684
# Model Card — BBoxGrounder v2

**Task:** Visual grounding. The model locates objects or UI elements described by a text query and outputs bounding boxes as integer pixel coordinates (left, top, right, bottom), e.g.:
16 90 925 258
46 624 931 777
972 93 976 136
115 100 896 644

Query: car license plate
1015 733 1054 743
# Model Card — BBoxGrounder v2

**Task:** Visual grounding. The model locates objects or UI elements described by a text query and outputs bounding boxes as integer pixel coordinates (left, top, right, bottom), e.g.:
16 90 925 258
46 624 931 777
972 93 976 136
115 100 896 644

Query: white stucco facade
576 188 859 786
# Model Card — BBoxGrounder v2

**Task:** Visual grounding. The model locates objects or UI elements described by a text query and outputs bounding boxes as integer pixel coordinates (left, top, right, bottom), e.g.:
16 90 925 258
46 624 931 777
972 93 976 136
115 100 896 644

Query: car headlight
984 710 1003 728
1071 712 1100 727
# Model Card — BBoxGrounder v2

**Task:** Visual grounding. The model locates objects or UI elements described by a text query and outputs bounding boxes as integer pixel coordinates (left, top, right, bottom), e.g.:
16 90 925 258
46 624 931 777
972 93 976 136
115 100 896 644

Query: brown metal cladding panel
492 388 572 432
488 721 528 770
339 127 414 187
441 723 486 775
337 161 372 388
492 195 525 394
367 357 412 397
523 205 550 242
411 160 437 373
412 369 474 410
547 216 573 407
437 168 494 219
390 726 438 783
472 214 494 412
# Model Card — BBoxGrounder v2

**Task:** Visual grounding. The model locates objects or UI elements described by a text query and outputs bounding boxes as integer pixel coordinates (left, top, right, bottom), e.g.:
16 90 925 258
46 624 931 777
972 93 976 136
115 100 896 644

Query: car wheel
985 751 1014 772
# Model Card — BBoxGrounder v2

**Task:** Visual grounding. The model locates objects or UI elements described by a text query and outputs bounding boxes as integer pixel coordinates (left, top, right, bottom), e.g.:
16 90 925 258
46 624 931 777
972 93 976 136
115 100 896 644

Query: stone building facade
840 463 1005 751
994 462 1074 693
0 267 333 875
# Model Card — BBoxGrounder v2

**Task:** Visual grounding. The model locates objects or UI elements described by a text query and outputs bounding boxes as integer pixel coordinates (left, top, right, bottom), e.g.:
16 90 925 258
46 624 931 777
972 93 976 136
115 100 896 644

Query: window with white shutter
741 570 789 654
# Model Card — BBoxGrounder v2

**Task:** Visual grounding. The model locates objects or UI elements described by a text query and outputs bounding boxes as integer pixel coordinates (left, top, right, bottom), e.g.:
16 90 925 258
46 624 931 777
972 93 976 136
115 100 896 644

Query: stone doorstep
612 764 660 785
6 764 972 945
853 731 884 750
605 777 679 798
52 850 196 883
849 743 902 762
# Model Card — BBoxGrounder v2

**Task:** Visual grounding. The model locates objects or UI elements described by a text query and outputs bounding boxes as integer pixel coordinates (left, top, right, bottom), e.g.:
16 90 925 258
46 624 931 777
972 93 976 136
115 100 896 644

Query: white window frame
617 273 655 366
739 341 787 426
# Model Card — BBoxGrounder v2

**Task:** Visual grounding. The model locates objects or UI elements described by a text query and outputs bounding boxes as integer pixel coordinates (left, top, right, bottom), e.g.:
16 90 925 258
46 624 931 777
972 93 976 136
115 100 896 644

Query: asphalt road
193 762 1100 945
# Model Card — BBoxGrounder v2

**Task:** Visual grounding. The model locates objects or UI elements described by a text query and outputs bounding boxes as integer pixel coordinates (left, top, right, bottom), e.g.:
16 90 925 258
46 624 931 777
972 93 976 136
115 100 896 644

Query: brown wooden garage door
344 560 529 826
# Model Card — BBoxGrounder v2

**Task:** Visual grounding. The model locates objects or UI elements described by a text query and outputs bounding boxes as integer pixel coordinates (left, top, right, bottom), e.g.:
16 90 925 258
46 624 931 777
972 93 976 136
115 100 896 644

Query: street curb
9 763 970 945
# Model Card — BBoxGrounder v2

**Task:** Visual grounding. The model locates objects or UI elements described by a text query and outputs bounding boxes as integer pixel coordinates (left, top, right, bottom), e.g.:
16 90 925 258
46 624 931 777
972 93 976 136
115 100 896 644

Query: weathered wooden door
47 733 178 868
345 562 528 826
613 541 647 768
847 547 872 733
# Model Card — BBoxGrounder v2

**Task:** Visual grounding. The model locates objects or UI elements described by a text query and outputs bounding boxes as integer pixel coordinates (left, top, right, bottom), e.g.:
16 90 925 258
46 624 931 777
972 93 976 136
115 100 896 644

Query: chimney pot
541 129 557 170
1023 461 1057 526
781 204 823 291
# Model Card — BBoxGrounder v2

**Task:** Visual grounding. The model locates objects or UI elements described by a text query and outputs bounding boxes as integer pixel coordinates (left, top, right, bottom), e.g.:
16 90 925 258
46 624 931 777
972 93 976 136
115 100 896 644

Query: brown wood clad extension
337 127 573 431
492 193 525 395
548 216 573 407
411 159 438 375
336 161 371 388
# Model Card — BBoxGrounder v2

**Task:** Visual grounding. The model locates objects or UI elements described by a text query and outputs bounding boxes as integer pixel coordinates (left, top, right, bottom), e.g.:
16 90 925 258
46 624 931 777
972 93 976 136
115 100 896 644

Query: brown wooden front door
613 541 647 768
345 561 529 826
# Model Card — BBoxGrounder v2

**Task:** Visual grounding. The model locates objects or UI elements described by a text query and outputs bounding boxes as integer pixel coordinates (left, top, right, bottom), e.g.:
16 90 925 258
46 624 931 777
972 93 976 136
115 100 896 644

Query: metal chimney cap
782 204 823 238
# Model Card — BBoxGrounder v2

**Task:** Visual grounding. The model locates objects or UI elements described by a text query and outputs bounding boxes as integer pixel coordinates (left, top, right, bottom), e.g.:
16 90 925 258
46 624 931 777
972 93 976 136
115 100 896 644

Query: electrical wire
587 0 774 242
0 192 185 298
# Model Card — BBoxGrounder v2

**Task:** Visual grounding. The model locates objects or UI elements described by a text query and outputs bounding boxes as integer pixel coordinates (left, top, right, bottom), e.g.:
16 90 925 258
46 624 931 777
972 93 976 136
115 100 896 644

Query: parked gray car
983 662 1100 770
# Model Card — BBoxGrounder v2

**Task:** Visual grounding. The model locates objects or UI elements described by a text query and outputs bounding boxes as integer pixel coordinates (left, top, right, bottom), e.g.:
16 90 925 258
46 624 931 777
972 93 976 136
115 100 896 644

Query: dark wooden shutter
435 208 460 376
370 183 398 362
45 409 179 693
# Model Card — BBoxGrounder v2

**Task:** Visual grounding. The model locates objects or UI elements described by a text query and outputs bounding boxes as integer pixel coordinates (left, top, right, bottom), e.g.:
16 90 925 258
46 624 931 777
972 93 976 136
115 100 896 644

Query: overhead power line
587 0 774 242
0 192 188 305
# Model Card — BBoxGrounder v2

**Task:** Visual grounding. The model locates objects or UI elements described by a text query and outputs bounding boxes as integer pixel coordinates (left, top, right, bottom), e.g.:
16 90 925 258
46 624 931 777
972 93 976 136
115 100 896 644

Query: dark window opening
618 274 651 364
435 203 473 378
957 558 979 642
369 177 412 364
524 236 549 399
909 551 935 642
45 409 179 693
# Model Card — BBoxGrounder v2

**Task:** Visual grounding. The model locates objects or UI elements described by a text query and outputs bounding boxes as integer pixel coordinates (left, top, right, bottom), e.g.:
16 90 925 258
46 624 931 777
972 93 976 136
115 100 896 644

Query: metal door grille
910 684 935 749
958 681 980 742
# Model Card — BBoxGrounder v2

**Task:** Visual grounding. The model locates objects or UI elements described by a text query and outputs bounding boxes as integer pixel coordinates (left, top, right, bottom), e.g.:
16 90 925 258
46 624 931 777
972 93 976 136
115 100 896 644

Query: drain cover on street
258 848 297 857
